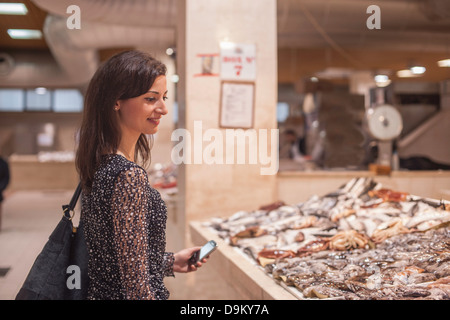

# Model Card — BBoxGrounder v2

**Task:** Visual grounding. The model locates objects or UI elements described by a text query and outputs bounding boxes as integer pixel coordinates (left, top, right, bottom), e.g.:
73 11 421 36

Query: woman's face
115 75 168 137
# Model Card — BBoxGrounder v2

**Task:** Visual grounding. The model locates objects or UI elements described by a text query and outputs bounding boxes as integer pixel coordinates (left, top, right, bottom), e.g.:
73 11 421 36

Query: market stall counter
8 153 78 190
190 220 298 300
190 177 450 300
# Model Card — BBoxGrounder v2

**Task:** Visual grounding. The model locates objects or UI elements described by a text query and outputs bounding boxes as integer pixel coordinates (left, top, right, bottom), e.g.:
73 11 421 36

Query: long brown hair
76 50 167 191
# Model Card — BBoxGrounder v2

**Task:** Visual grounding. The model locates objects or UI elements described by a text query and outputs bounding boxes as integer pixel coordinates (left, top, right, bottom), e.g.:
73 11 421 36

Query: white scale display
367 104 403 166
367 104 403 141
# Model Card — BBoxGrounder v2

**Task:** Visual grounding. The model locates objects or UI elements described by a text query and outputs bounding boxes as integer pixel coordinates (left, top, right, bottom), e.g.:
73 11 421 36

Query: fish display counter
190 220 298 300
190 177 450 300
277 169 450 205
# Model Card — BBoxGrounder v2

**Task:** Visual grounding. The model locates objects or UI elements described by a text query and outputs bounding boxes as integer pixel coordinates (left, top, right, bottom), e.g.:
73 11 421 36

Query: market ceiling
0 0 449 85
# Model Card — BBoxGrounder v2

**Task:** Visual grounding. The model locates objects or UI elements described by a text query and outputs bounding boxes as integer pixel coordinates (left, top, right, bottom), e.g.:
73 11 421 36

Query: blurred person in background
0 154 10 231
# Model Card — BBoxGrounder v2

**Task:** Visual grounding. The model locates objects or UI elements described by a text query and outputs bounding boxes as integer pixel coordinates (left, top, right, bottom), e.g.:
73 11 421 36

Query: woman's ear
114 101 120 111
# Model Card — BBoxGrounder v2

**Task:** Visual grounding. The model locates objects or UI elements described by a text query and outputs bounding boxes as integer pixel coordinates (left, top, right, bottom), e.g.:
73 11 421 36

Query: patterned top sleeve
163 252 175 277
111 167 155 300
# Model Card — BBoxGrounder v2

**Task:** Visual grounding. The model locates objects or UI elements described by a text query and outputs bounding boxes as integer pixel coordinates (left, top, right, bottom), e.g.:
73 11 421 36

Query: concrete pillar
166 0 278 299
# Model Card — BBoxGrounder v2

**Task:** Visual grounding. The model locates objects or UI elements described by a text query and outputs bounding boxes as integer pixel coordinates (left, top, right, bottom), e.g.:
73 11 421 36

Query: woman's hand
173 247 208 273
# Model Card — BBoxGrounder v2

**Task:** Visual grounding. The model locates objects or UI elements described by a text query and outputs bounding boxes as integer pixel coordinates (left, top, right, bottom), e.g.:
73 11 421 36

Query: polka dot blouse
81 154 174 300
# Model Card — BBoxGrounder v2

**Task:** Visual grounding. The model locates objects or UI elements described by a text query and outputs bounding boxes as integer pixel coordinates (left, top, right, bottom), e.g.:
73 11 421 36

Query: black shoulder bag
15 183 89 300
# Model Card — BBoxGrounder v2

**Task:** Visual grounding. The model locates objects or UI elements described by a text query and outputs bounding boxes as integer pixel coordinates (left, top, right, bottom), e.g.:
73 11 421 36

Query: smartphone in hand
189 240 217 265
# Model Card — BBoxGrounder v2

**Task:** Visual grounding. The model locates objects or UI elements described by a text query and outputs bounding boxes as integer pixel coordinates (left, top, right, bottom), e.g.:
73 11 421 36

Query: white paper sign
220 81 254 128
220 42 256 81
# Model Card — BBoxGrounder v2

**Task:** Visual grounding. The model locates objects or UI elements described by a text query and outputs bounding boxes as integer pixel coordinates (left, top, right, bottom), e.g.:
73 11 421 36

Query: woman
76 50 205 300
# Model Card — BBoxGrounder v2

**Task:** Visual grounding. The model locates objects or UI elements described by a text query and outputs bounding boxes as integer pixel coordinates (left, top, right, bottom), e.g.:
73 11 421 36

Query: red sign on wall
220 42 256 81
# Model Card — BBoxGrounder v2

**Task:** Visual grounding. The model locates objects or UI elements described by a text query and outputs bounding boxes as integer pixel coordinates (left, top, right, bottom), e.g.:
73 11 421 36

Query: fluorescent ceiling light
410 66 426 75
437 59 450 67
35 87 47 95
376 80 391 88
374 75 391 87
374 75 389 83
0 3 28 15
7 29 42 40
396 69 421 78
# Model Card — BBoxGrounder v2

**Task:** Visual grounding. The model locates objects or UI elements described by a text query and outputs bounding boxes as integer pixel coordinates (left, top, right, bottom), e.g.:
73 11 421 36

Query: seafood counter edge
190 221 298 300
